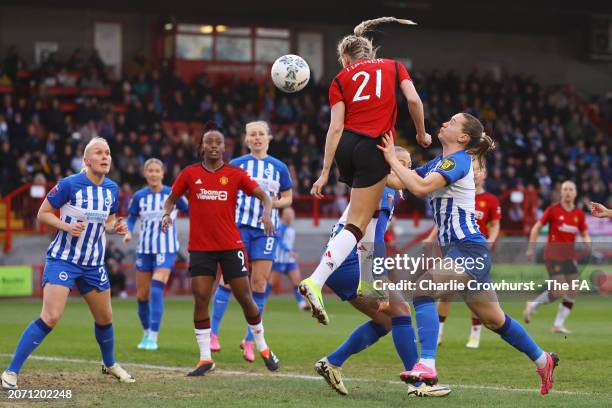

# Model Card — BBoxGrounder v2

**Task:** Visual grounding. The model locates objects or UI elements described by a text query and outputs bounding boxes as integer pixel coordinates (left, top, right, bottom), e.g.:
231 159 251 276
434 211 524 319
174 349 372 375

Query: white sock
554 302 572 328
534 352 548 369
248 322 268 352
144 329 150 338
149 331 158 342
532 291 551 309
195 328 212 361
438 322 445 338
310 229 358 288
471 324 482 338
419 358 436 370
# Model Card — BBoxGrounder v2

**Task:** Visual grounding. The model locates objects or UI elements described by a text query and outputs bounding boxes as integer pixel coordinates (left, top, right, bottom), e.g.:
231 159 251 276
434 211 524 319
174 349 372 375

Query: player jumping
299 16 431 324
161 123 279 376
315 146 450 397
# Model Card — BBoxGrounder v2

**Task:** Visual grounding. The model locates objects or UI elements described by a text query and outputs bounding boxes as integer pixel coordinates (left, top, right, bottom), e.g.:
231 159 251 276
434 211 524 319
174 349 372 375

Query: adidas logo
195 179 203 185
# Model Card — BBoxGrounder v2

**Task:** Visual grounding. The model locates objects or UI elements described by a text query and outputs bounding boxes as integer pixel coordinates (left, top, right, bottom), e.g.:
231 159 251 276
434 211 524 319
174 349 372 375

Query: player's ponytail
338 17 416 64
461 113 495 168
353 17 416 37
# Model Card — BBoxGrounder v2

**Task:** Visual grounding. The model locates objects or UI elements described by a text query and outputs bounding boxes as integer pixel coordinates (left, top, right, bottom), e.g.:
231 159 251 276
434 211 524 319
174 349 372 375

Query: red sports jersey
475 192 501 239
539 203 587 261
329 58 411 138
172 163 258 251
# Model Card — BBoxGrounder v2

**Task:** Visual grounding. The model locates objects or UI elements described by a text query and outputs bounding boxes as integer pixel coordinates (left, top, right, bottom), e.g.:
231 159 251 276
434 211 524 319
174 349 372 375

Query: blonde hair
144 158 165 172
244 120 272 149
337 17 416 64
81 137 111 173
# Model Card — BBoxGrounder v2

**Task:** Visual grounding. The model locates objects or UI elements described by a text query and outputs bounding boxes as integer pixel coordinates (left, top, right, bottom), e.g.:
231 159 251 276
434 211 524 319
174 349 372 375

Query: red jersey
329 58 411 138
172 163 258 251
475 192 501 239
539 203 587 261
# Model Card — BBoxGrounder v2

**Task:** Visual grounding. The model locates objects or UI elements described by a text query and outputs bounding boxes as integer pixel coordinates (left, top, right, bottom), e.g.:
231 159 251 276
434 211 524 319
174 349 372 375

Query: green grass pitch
1 291 611 407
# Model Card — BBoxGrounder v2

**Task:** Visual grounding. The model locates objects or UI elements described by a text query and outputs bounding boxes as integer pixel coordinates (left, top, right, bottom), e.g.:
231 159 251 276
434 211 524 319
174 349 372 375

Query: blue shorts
239 226 277 261
42 258 110 295
272 262 298 274
135 253 176 272
442 241 492 284
326 248 360 301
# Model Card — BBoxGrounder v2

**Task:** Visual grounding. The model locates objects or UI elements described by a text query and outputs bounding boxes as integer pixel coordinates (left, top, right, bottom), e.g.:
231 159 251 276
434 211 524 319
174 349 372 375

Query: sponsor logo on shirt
195 179 203 185
196 188 228 201
558 223 579 234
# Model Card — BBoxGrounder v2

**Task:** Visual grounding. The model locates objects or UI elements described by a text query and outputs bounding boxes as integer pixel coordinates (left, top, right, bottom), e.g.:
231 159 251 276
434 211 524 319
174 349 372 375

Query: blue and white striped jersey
231 154 292 230
46 172 119 267
274 223 296 264
416 150 486 246
127 185 188 254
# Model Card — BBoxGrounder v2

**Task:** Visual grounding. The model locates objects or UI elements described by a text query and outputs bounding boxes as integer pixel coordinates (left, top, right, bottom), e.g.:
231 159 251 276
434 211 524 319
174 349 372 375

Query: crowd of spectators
1 46 610 219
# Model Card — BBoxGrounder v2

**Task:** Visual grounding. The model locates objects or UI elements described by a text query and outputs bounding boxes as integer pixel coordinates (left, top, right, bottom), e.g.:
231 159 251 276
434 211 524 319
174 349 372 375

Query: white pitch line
0 353 604 398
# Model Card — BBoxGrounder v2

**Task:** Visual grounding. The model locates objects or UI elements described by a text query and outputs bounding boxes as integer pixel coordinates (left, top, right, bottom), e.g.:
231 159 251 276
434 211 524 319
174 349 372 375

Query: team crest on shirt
479 200 487 207
573 217 578 223
264 168 273 177
439 158 456 171
219 176 229 185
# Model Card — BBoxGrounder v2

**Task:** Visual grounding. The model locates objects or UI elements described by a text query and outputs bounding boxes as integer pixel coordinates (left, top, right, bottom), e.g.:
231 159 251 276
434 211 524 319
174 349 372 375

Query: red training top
172 163 258 251
329 58 411 138
539 203 587 261
475 192 501 239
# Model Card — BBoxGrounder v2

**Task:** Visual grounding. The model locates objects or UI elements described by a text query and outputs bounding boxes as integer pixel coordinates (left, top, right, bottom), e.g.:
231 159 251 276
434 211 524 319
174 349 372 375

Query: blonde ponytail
353 16 416 36
338 16 416 64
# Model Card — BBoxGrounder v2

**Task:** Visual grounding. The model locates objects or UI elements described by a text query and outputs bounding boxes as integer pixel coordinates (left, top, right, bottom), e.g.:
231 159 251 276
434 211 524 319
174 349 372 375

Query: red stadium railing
2 181 537 253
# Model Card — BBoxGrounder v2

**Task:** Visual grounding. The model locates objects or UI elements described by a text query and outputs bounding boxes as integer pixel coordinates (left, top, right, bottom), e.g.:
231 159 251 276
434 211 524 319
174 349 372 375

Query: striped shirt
416 150 486 246
127 185 189 254
231 154 292 229
46 172 119 267
274 223 296 264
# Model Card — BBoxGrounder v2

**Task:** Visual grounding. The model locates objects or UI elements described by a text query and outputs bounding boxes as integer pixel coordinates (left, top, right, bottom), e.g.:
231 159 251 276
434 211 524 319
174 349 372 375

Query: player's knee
40 311 62 328
136 289 149 302
95 313 113 326
250 275 268 292
481 314 504 331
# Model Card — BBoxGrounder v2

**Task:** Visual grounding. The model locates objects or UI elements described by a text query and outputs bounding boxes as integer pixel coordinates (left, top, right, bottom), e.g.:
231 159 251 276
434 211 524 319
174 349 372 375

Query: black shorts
335 130 390 188
189 249 248 281
545 259 578 276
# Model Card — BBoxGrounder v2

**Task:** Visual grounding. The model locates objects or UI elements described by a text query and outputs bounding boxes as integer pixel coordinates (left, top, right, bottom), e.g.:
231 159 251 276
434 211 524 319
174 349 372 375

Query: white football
271 54 310 93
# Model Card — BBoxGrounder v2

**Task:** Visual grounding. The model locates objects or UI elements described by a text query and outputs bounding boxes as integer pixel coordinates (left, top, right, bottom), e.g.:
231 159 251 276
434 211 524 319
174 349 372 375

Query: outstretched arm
378 133 445 197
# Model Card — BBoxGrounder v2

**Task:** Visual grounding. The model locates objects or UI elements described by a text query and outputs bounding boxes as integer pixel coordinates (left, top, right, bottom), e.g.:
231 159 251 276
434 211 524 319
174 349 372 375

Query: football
271 54 310 93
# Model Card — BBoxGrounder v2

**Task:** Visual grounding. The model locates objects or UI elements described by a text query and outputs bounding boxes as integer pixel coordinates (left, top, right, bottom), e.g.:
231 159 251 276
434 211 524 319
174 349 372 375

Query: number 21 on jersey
352 69 382 102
